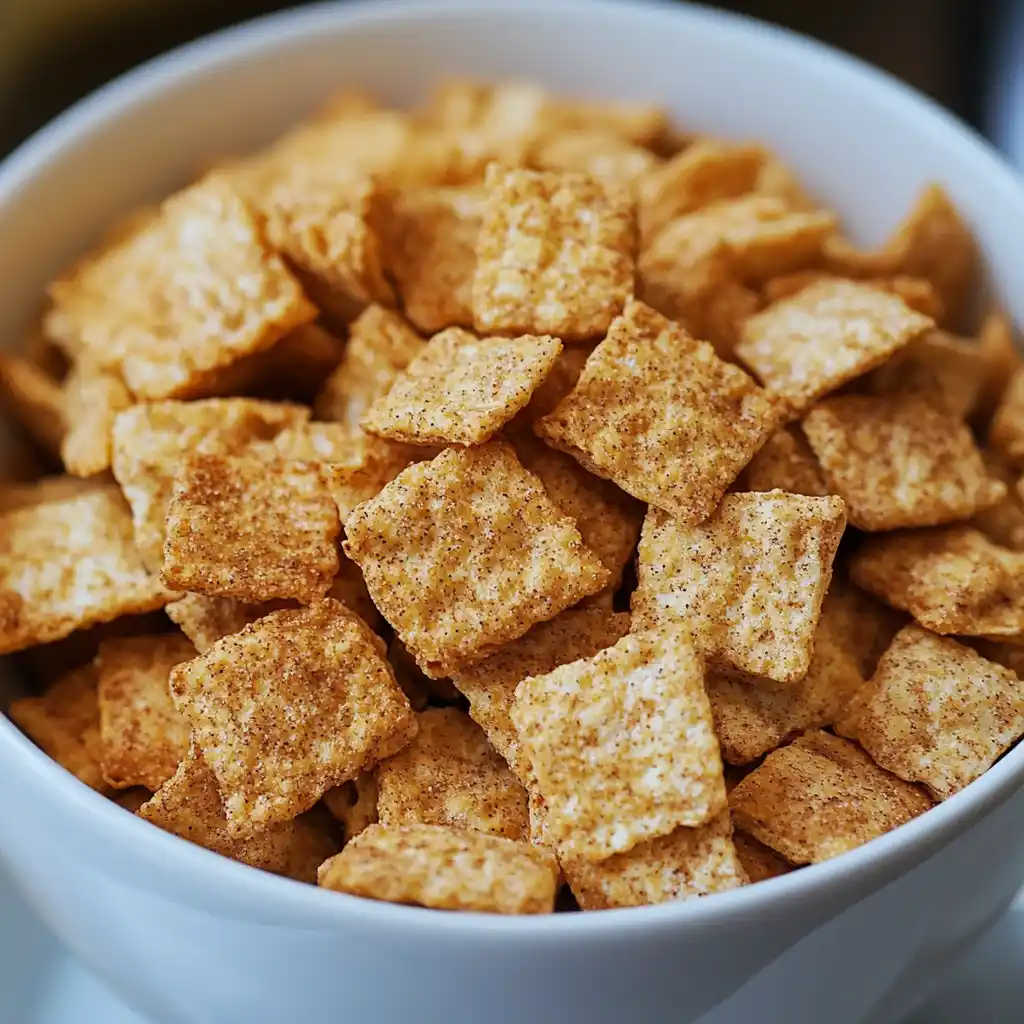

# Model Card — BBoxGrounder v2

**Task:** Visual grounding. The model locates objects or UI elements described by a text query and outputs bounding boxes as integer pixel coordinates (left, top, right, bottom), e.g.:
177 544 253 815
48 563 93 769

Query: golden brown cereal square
60 363 132 477
743 426 827 496
343 441 610 678
451 607 631 782
96 632 194 791
169 599 416 834
0 352 65 456
322 773 379 841
46 176 317 400
728 731 933 864
363 328 562 446
165 593 293 653
162 454 340 604
736 279 934 416
989 366 1024 465
0 486 171 654
318 822 559 914
111 398 309 572
376 707 528 840
8 664 110 792
536 300 778 523
803 394 1004 531
511 628 725 861
472 166 636 342
632 492 846 682
836 625 1024 799
733 830 792 883
562 813 746 910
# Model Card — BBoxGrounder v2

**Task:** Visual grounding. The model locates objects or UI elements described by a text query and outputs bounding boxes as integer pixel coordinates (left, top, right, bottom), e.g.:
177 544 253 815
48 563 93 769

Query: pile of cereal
3 79 1024 915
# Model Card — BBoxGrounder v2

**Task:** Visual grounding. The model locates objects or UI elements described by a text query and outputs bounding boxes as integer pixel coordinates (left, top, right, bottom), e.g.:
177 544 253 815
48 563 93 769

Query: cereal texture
743 426 827 496
165 593 293 653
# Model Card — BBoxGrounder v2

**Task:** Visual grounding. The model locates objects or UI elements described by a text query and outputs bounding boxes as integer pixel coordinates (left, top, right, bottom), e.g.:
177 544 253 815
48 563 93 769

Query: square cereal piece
451 607 631 782
162 454 340 604
471 165 636 342
743 426 827 496
561 813 746 910
165 593 293 653
96 632 194 790
0 487 171 654
836 625 1024 800
0 352 65 456
733 831 792 883
323 772 379 841
111 398 309 572
8 664 109 792
362 328 562 446
376 707 528 840
736 279 934 417
989 366 1024 465
318 823 559 914
850 526 1024 636
511 627 725 861
632 493 846 682
975 312 1020 429
536 300 779 523
60 363 133 477
169 599 416 834
973 452 1024 550
728 731 933 864
45 176 317 400
343 441 610 678
803 394 1004 531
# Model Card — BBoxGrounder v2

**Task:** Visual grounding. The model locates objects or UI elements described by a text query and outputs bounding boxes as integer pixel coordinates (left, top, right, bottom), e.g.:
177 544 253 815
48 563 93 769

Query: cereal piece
537 300 778 523
344 441 610 678
989 367 1024 465
0 487 171 654
382 187 482 333
0 353 65 455
533 128 659 185
169 600 416 834
162 454 340 604
165 593 291 653
320 442 421 522
377 708 529 840
823 574 906 677
632 493 846 682
8 664 109 791
736 279 933 417
728 731 933 864
46 176 317 400
975 312 1020 428
60 363 132 477
743 426 827 496
973 452 1024 550
318 822 559 914
111 398 309 572
762 272 945 322
322 773 379 841
512 628 725 860
850 526 1024 636
0 474 104 514
836 626 1024 800
512 346 592 427
562 813 746 910
733 830 792 883
363 328 562 446
804 394 1003 531
451 607 631 781
96 633 194 790
472 166 636 342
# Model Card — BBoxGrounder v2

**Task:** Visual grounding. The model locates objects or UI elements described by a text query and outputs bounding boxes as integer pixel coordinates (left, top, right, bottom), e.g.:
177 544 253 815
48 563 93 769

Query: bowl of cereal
2 1 1024 1022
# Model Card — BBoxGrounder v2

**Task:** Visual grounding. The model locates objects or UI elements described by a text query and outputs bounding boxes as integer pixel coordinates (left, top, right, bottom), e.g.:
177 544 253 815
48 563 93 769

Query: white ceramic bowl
2 3 1024 1022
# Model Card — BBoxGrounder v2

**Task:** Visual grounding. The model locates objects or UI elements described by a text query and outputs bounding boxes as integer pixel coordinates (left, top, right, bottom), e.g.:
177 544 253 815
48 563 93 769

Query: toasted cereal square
8 664 109 791
0 487 171 654
743 426 827 496
96 632 194 790
733 830 792 883
850 526 1024 636
973 452 1024 550
46 176 317 400
632 493 846 682
736 279 933 416
536 300 778 523
511 628 725 861
975 312 1019 429
451 607 631 782
989 366 1024 465
169 600 416 834
376 708 528 840
60 363 132 477
836 625 1024 799
472 166 636 342
111 398 309 572
322 772 379 841
343 441 610 678
728 731 933 864
362 328 562 446
318 822 559 914
803 394 1003 531
165 593 293 653
162 454 340 604
561 813 746 910
0 352 65 455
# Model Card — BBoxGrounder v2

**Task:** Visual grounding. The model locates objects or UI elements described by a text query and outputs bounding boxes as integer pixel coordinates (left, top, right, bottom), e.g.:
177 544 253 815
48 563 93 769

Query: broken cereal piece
60 363 132 477
0 352 65 456
318 822 559 914
743 426 827 496
323 773 379 841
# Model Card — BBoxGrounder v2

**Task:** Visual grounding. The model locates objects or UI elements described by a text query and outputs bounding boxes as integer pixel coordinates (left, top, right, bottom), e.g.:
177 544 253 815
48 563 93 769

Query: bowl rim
2 0 1024 937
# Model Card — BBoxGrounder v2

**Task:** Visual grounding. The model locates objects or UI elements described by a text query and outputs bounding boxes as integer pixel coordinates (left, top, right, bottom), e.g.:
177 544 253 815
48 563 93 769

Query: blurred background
1 0 1022 164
